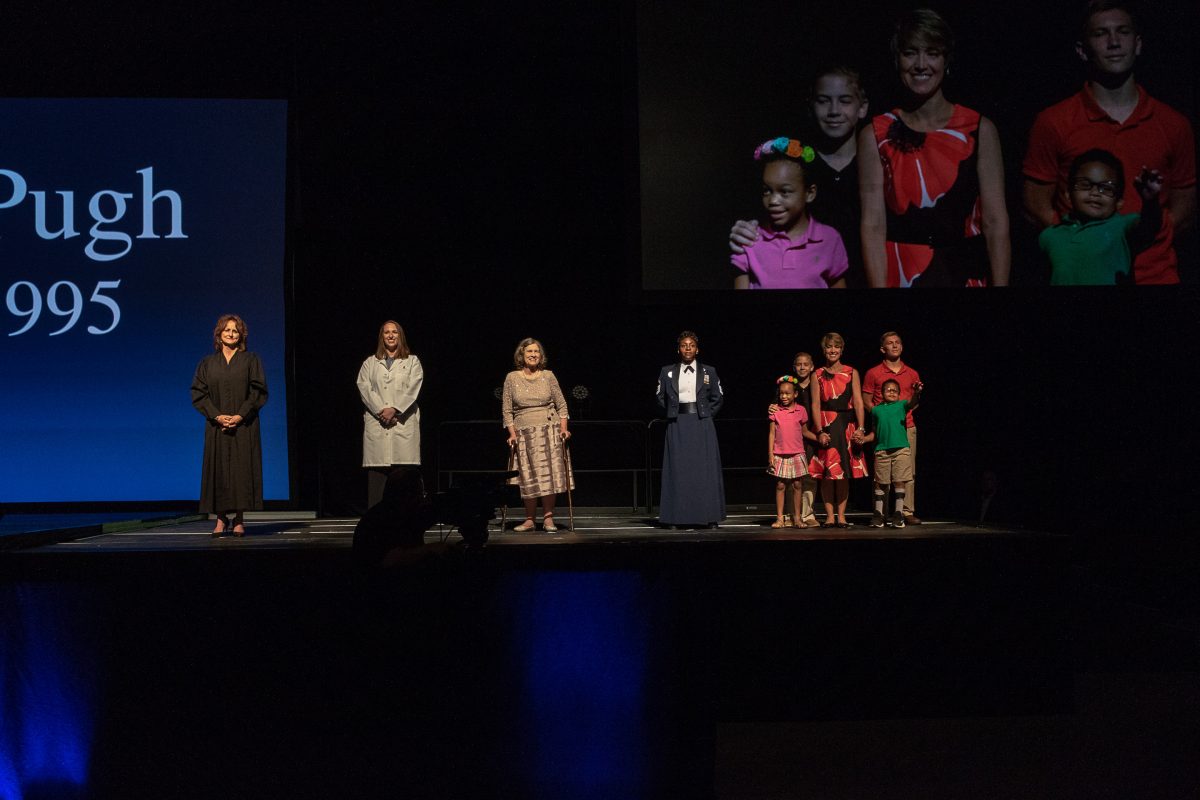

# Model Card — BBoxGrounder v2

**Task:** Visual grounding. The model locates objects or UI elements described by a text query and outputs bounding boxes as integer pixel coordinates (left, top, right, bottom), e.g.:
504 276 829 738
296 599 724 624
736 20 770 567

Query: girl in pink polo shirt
732 137 850 289
768 376 819 527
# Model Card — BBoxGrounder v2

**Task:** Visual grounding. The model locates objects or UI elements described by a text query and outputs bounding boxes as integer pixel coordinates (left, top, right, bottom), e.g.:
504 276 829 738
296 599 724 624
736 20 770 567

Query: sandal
514 519 536 532
771 516 789 528
232 524 246 537
211 515 228 537
542 515 558 533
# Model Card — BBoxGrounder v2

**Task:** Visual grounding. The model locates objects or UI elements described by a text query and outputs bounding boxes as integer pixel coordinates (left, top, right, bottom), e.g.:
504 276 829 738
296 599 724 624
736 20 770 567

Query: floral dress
808 366 867 480
872 104 987 287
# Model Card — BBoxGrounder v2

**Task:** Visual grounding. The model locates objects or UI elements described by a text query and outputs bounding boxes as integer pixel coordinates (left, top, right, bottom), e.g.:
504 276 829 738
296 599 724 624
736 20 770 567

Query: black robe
191 351 268 513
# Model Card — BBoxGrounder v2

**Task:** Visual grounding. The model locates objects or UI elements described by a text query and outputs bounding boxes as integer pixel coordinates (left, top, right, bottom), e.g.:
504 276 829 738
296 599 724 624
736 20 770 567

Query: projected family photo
637 1 1196 290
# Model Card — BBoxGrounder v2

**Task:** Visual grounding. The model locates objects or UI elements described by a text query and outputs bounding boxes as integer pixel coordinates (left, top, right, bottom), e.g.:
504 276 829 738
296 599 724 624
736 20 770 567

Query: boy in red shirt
863 332 922 524
1022 1 1195 284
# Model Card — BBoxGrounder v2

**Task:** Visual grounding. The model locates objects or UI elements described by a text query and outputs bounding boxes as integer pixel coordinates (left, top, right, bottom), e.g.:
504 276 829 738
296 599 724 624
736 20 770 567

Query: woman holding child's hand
808 332 866 528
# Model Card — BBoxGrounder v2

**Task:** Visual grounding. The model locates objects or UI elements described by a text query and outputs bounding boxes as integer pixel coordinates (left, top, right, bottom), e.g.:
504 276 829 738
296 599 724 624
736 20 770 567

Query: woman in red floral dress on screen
858 8 1010 287
809 332 867 528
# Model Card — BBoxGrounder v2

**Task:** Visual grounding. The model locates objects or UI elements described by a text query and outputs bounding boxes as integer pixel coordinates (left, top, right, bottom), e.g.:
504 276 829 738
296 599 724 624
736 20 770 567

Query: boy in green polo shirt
1039 148 1162 285
857 378 922 528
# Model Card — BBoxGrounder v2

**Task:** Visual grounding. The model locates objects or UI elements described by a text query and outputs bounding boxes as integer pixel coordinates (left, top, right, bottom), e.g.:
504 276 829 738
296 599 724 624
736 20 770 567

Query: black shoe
890 512 906 528
869 512 886 528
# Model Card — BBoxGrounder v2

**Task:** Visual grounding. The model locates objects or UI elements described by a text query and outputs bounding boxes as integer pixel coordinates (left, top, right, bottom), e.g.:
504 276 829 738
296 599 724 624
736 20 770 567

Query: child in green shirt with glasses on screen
1038 148 1162 285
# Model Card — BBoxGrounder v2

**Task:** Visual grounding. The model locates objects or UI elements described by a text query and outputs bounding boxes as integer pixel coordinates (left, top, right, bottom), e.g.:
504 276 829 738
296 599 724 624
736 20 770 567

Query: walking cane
563 433 575 532
502 440 516 532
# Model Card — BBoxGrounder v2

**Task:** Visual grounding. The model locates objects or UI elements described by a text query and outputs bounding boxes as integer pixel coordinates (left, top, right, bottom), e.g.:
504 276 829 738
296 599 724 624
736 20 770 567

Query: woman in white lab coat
357 321 423 508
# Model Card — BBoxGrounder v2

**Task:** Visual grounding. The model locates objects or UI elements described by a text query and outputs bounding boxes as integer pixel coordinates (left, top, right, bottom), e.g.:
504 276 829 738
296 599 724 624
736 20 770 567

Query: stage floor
7 507 1190 799
15 509 1039 553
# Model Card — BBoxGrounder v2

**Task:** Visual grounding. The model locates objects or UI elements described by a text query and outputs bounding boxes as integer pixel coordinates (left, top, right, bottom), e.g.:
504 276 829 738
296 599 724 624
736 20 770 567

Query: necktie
685 365 694 373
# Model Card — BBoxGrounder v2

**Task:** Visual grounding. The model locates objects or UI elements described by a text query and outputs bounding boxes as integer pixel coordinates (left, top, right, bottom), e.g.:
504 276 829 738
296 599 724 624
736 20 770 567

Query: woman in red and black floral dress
858 8 1010 288
809 332 867 528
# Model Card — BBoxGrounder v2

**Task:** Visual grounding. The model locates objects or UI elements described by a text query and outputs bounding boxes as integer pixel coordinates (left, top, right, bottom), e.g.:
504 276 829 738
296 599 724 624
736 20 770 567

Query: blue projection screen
0 99 289 502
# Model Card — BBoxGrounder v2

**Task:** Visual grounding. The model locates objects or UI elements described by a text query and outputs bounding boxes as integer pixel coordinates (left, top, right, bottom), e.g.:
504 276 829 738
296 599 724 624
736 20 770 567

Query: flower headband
776 375 799 386
754 137 815 163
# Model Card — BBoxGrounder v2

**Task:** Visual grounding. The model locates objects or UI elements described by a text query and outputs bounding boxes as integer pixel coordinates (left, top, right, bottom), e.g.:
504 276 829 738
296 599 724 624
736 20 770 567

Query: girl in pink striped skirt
767 377 818 528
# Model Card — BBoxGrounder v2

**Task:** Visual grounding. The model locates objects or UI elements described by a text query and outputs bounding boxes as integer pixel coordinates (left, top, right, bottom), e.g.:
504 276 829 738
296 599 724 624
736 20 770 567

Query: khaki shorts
874 447 912 484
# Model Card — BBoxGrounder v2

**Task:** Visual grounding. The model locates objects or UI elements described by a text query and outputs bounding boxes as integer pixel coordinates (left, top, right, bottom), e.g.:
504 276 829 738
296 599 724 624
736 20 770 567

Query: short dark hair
1080 1 1138 41
760 153 809 185
891 8 955 63
677 330 699 348
754 138 813 185
1068 148 1126 196
882 378 901 392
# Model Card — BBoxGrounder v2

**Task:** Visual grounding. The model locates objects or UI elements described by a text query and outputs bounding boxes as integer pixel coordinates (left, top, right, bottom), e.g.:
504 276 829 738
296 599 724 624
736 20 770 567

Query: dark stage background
5 1 1195 530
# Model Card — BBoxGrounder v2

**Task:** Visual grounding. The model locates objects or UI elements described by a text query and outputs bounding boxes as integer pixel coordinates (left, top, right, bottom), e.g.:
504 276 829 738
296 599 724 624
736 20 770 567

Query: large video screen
636 1 1196 291
0 99 289 502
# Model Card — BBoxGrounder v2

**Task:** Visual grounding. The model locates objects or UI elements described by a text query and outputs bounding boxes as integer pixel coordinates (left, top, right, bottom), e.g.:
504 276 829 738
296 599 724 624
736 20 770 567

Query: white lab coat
357 354 423 467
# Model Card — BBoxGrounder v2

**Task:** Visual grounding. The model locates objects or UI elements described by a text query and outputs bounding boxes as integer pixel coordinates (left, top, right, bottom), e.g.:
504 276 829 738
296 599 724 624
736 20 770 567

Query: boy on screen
1039 148 1162 285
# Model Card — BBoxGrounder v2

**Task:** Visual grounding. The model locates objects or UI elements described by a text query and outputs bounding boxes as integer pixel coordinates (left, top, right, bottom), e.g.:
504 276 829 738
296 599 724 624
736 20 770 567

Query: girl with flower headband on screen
732 137 849 289
731 66 870 286
767 375 820 527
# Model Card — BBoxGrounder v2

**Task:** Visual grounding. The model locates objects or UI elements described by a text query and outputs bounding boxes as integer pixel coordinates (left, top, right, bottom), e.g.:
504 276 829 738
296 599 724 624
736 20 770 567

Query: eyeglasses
1070 178 1119 198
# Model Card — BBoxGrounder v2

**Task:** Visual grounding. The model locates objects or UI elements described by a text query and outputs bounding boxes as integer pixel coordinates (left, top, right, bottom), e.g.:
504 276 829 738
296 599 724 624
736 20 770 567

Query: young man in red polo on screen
1022 0 1195 284
863 332 922 524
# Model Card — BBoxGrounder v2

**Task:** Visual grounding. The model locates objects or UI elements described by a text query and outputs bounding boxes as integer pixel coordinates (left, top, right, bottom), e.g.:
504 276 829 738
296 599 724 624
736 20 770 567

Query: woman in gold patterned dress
502 338 573 532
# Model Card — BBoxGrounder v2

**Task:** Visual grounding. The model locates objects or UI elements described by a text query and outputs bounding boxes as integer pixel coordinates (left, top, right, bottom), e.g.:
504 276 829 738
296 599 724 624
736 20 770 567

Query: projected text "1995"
6 280 121 336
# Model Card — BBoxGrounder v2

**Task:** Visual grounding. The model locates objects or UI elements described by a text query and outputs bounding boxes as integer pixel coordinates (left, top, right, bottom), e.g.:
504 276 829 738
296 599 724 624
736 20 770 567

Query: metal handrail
437 418 777 514
436 420 647 510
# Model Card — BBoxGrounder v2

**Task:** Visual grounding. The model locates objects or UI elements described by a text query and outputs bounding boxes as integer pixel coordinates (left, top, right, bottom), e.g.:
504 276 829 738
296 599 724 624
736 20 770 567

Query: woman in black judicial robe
191 313 268 536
